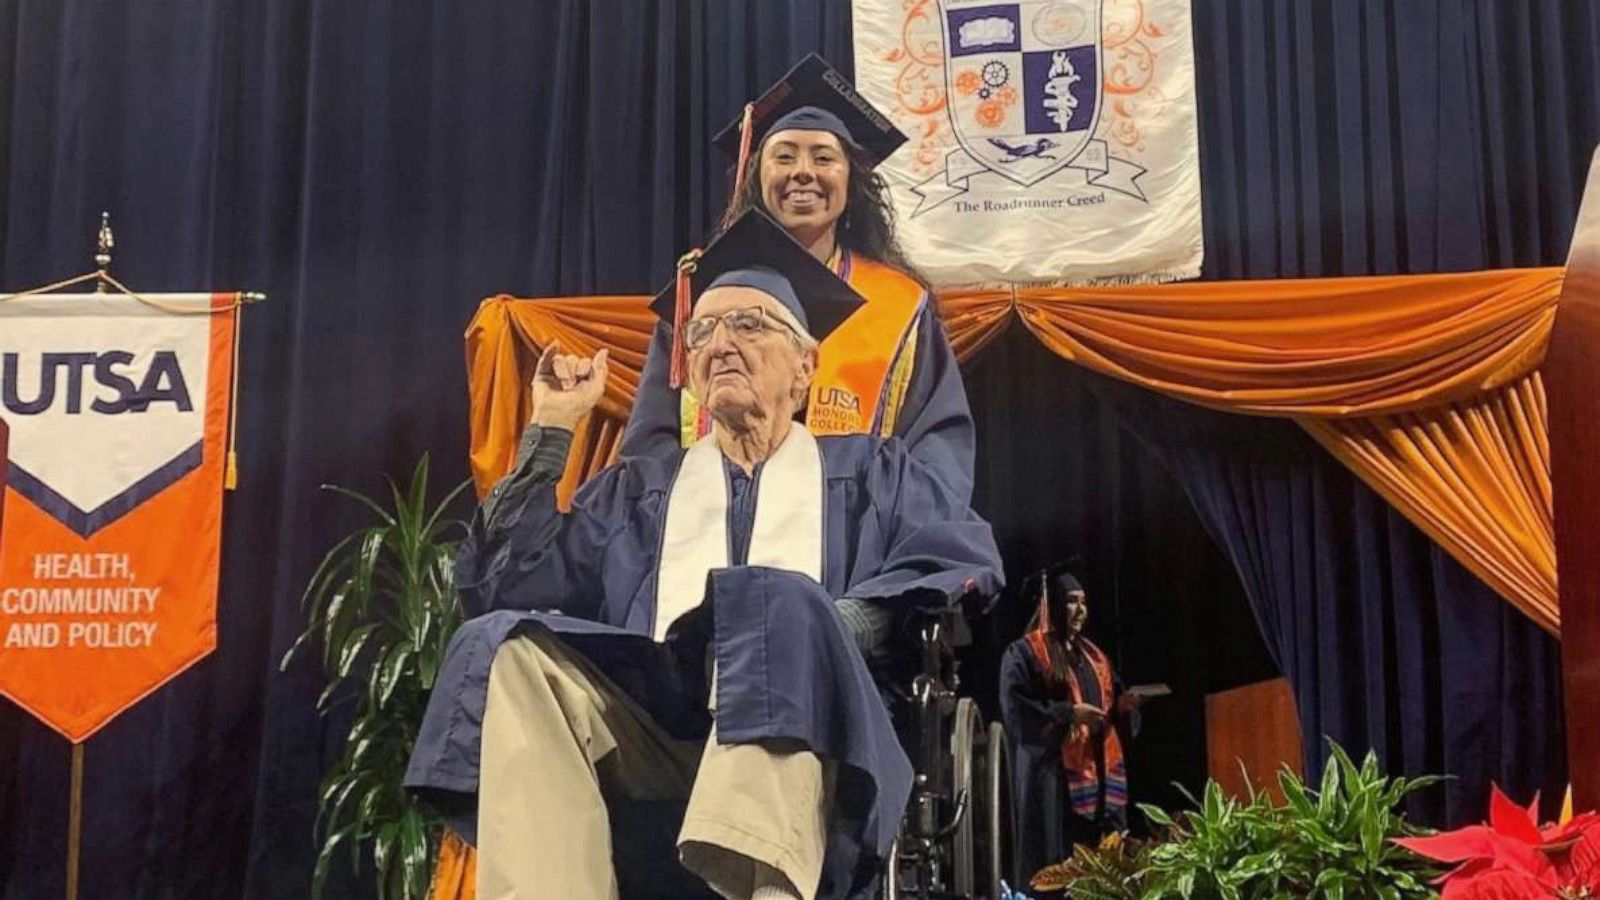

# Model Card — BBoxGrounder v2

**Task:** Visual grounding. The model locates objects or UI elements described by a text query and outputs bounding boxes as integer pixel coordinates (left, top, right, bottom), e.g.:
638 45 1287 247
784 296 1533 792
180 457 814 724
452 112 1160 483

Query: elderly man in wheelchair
405 210 1008 900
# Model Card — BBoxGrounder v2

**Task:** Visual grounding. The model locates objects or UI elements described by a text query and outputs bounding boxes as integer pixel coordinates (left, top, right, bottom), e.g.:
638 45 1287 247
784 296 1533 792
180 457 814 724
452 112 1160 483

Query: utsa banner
0 293 236 742
854 0 1202 286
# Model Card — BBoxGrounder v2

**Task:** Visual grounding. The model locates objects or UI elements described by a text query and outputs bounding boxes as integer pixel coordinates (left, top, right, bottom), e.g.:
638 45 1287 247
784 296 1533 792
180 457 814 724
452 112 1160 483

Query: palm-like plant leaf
283 456 469 899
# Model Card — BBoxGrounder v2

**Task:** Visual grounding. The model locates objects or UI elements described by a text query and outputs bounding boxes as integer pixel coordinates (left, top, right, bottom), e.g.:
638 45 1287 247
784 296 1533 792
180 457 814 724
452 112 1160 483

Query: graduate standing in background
1000 565 1144 879
406 210 1003 900
622 54 976 502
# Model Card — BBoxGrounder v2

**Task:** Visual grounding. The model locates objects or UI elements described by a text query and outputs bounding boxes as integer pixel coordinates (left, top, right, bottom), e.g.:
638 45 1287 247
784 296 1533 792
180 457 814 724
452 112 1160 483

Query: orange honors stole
679 249 927 445
1023 631 1129 817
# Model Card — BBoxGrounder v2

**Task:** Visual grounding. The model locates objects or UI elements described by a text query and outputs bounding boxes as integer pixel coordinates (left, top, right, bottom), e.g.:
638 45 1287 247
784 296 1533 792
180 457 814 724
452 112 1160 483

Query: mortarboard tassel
669 249 702 389
733 102 756 199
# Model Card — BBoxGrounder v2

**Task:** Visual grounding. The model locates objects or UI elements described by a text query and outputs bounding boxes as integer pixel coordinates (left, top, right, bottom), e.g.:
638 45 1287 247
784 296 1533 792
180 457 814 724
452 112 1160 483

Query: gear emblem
982 60 1010 88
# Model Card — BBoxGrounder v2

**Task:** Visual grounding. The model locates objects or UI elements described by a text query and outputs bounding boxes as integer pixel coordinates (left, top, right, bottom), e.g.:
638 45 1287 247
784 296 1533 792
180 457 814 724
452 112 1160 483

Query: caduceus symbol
1041 50 1081 131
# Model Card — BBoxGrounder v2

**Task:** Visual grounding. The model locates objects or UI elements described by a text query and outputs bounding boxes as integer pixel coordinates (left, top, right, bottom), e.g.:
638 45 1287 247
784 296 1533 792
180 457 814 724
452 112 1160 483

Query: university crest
912 0 1147 216
941 0 1102 185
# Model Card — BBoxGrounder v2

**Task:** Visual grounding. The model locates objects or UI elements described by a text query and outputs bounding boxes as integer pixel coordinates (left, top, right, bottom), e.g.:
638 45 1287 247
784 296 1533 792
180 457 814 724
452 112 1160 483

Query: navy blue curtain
1166 0 1596 821
0 0 1591 895
1077 372 1569 826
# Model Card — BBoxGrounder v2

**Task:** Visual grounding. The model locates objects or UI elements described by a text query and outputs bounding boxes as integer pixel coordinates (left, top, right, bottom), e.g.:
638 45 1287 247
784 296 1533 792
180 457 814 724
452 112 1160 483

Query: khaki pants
477 631 828 900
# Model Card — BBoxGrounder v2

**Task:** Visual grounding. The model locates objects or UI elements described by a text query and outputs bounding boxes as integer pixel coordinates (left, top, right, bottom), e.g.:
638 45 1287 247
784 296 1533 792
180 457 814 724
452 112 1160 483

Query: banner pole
66 741 83 900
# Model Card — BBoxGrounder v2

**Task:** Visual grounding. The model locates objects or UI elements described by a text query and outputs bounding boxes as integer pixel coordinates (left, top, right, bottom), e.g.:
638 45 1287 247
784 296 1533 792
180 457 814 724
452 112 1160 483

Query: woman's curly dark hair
715 140 928 286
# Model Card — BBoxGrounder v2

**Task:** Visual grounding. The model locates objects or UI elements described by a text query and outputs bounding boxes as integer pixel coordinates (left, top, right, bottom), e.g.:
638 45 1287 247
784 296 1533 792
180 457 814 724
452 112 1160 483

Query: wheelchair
878 602 1015 900
604 599 1015 900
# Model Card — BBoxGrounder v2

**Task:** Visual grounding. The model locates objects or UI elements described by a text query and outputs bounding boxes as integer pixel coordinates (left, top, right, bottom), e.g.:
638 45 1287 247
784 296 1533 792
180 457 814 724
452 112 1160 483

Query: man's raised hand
530 345 610 431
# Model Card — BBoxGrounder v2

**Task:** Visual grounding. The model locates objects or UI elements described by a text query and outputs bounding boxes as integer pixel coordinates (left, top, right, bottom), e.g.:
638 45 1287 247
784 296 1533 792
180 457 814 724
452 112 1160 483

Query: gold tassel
733 102 756 198
224 294 244 490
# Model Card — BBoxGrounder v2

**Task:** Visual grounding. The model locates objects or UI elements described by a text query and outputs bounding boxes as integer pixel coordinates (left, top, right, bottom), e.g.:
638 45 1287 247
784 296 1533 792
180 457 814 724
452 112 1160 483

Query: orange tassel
670 250 702 389
733 102 755 199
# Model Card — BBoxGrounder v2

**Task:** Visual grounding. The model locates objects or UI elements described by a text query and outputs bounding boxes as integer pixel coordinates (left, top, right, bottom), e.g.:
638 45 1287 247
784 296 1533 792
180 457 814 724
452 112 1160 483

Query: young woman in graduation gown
622 54 976 501
1000 566 1144 880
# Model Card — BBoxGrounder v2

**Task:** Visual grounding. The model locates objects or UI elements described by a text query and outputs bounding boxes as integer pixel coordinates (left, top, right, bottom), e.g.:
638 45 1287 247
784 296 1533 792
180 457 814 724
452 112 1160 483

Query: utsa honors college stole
655 426 824 641
679 250 926 446
0 293 238 742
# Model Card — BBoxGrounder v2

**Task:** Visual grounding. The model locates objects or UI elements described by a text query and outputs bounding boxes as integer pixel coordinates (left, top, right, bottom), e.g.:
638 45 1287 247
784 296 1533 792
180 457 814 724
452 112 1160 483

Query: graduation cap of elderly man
405 204 1002 900
650 208 865 424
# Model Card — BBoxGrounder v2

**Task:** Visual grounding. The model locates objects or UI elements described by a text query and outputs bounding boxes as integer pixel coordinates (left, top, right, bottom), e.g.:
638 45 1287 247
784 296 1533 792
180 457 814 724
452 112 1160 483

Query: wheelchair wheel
953 706 1013 900
950 698 981 896
977 720 1013 898
883 838 900 900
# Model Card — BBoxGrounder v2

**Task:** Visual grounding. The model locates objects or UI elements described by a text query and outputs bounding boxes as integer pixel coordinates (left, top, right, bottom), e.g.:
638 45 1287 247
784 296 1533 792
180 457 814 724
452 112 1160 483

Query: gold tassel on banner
224 292 250 491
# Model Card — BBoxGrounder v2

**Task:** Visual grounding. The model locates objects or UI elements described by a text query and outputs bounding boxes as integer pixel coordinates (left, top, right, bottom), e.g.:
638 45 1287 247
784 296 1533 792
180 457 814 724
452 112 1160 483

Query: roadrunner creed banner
0 293 236 742
854 0 1202 286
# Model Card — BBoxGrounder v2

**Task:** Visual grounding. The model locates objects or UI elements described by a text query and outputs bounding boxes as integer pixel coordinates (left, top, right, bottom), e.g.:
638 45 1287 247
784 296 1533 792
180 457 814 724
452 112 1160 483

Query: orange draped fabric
428 829 476 899
463 267 1562 625
931 268 1562 633
464 295 651 506
938 293 1018 364
969 266 1560 417
1302 374 1555 631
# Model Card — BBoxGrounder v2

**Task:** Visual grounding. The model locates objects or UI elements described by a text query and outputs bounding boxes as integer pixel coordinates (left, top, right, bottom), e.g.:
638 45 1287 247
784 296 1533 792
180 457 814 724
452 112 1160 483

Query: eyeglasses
681 307 800 351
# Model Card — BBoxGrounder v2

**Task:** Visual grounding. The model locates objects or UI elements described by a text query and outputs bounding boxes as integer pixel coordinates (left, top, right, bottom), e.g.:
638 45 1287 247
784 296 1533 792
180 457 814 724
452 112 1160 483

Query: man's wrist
531 414 583 432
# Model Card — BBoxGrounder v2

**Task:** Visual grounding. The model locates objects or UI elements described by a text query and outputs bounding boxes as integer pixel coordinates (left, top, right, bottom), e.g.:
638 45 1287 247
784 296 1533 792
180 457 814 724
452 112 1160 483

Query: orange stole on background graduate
679 251 926 444
0 293 236 742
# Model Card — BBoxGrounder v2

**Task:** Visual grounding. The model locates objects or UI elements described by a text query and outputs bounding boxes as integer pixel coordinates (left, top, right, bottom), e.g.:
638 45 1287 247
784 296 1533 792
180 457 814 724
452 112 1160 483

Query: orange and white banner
0 293 236 742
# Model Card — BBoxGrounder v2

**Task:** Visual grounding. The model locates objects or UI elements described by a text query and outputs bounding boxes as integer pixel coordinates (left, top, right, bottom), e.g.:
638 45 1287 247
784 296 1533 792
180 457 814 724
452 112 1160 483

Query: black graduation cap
652 209 865 385
712 53 908 172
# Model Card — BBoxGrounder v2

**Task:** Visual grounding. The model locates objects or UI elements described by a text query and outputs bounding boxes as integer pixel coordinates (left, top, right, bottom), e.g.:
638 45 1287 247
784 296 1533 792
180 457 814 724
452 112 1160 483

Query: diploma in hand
1126 683 1172 699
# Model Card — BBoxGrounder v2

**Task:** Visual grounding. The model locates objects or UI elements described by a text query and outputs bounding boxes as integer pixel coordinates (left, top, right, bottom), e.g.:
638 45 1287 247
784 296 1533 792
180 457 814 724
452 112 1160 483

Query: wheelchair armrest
908 604 973 650
897 584 997 651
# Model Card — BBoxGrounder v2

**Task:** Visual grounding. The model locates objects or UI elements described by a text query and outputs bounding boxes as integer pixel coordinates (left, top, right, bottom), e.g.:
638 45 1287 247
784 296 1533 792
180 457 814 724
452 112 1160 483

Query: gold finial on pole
93 212 114 293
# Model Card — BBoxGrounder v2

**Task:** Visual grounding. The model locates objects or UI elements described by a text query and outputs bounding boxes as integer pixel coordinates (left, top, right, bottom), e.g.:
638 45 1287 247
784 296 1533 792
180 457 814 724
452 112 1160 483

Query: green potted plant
1027 741 1445 899
281 456 471 899
1136 742 1445 899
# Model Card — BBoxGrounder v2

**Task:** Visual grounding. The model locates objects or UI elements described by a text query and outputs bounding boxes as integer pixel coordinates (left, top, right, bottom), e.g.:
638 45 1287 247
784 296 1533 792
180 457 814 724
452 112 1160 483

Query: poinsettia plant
1394 786 1599 899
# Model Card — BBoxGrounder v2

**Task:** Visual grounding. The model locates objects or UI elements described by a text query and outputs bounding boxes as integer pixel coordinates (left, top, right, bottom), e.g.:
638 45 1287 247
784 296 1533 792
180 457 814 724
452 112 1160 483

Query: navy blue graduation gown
406 433 1002 897
999 639 1129 880
620 299 976 502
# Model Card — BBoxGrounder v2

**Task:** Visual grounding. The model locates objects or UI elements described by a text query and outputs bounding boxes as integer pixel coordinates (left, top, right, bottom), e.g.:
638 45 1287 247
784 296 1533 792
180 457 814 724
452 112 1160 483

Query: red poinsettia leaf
1557 832 1600 884
1490 785 1544 845
1434 858 1493 886
1542 812 1600 845
1542 836 1582 856
1401 829 1555 878
1494 837 1558 877
1450 867 1558 898
1397 827 1507 863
